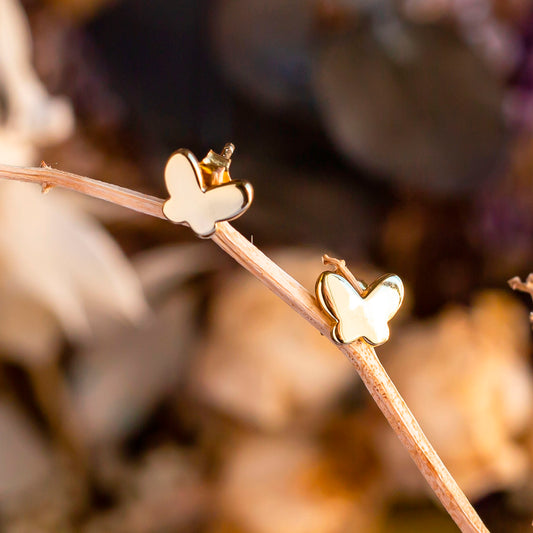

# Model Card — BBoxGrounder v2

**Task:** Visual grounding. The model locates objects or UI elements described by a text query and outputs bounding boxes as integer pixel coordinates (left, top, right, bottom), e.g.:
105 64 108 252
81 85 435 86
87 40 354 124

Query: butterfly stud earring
316 255 404 346
162 143 253 238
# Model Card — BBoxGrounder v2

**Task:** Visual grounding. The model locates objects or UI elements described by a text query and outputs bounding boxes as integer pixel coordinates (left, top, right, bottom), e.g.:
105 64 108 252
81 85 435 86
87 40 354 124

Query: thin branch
322 253 366 294
0 162 489 533
0 163 165 219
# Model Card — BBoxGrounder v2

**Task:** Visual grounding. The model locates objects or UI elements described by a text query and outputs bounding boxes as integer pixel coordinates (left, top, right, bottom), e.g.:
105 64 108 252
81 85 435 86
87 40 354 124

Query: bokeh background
1 0 533 531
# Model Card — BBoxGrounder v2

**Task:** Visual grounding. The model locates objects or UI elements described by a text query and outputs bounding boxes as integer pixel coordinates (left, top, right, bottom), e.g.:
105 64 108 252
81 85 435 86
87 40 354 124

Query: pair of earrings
162 145 404 347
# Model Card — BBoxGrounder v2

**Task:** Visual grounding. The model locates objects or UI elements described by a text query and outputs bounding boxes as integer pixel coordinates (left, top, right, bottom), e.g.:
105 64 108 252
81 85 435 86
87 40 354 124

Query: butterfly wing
317 272 404 346
163 150 206 229
316 272 367 344
362 274 404 345
163 150 253 238
202 180 253 236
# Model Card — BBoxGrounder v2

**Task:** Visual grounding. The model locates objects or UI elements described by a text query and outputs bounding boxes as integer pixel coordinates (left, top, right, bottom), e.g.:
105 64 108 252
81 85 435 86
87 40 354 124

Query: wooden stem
322 253 366 294
0 162 489 533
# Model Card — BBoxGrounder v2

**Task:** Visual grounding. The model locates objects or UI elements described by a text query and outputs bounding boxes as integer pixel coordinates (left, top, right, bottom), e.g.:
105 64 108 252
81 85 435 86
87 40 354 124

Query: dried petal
191 250 362 430
377 291 533 499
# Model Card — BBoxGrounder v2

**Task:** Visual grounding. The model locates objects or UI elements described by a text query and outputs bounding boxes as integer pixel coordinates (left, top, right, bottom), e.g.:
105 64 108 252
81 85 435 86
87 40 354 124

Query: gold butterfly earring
316 255 404 346
162 143 253 238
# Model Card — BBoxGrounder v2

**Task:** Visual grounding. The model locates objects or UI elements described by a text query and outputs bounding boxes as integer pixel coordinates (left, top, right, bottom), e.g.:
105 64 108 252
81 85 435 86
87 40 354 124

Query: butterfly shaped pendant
316 270 404 346
163 148 253 238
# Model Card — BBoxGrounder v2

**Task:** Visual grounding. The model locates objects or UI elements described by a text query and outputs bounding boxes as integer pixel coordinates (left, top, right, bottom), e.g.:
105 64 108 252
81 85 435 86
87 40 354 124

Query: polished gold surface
316 270 404 346
199 142 235 186
162 147 253 238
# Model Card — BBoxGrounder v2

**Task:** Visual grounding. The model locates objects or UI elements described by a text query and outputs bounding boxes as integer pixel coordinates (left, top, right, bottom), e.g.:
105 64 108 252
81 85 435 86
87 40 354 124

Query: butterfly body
316 271 404 346
163 149 253 238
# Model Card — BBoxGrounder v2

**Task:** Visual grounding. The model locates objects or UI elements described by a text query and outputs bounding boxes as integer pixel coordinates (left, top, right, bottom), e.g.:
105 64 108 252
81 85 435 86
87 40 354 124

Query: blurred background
1 0 533 531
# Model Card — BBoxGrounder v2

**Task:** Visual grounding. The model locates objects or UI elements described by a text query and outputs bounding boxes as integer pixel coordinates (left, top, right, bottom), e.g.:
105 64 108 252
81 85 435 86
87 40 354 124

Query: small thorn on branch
41 182 54 195
40 160 51 169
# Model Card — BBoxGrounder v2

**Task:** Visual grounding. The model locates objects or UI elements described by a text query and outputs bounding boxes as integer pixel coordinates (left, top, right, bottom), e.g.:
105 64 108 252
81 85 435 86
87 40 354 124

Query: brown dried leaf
0 290 62 365
0 0 147 363
0 181 148 348
190 249 363 431
71 289 197 445
133 242 223 302
313 24 506 195
0 399 53 506
0 0 74 150
84 446 206 533
377 291 533 499
216 434 382 533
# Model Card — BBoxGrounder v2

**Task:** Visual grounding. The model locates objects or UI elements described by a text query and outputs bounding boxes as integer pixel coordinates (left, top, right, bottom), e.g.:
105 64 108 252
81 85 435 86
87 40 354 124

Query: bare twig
322 253 366 294
508 275 533 328
508 274 533 297
0 162 489 533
